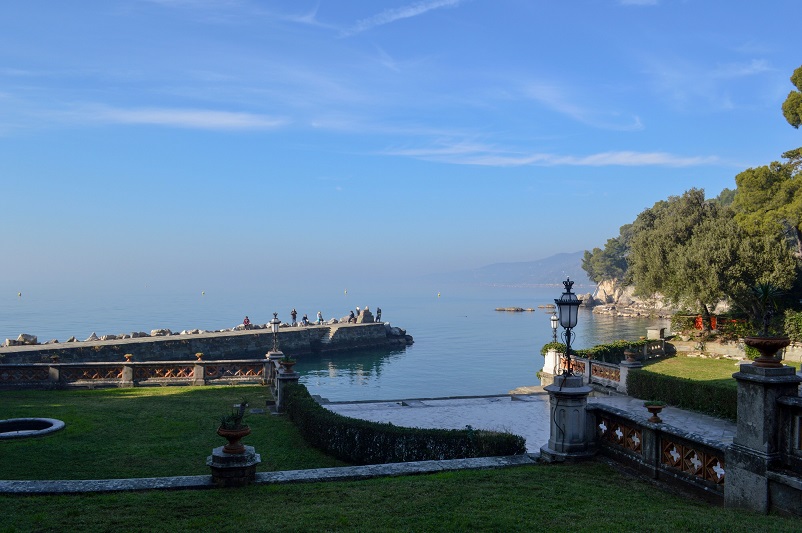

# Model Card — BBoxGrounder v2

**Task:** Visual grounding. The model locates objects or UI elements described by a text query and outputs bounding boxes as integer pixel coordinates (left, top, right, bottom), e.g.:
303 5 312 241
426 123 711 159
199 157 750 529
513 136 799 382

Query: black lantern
550 312 559 343
270 312 281 352
554 278 583 375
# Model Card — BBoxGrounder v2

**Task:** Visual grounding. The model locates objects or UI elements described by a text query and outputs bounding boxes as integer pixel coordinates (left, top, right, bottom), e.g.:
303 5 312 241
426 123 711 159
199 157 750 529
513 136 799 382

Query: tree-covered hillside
583 64 802 330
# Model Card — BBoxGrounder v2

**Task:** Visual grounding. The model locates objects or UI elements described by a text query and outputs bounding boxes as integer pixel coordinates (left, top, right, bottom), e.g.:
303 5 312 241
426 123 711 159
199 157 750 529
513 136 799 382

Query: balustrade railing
589 405 727 501
0 359 270 389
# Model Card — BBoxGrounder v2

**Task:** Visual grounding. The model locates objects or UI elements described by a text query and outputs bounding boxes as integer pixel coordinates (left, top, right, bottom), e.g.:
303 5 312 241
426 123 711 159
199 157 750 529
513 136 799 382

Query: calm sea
0 282 669 402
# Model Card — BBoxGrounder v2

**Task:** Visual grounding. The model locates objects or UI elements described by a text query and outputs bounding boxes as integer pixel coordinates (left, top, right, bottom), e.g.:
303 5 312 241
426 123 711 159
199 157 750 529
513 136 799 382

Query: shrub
540 342 566 356
784 309 802 343
576 339 650 364
715 317 752 342
627 369 736 420
284 383 526 464
670 314 697 334
540 339 650 364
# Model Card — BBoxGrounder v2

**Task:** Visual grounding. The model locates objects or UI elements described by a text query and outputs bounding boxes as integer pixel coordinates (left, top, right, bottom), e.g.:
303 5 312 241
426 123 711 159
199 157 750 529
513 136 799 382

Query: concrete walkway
324 389 736 452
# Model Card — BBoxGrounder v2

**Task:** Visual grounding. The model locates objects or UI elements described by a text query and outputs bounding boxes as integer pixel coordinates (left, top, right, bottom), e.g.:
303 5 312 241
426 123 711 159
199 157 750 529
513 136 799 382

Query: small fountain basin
0 418 65 439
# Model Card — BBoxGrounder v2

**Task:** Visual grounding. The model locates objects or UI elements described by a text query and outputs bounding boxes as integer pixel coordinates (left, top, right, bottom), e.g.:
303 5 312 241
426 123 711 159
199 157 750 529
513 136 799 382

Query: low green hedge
627 369 737 421
575 339 650 364
540 339 650 364
284 383 527 464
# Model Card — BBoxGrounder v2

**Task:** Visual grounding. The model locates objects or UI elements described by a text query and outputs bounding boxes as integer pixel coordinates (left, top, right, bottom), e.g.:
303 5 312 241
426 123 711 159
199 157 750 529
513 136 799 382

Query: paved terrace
0 388 735 494
322 389 736 453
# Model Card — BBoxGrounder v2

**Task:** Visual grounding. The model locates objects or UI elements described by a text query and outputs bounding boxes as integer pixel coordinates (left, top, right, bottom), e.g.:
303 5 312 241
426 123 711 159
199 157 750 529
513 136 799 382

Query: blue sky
2 0 801 291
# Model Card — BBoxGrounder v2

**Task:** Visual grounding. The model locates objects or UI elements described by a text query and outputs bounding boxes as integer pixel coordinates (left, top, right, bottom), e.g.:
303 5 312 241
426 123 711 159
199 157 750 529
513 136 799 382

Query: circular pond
0 418 65 439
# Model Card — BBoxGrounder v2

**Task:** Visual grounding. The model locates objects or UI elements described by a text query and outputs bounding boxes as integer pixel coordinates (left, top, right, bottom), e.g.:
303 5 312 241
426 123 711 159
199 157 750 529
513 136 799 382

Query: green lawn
642 356 743 388
2 386 800 531
1 463 799 532
0 385 345 479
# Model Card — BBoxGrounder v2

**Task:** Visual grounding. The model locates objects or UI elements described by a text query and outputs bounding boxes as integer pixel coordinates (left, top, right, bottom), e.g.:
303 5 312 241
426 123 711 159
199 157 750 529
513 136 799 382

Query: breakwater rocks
0 323 414 365
494 307 536 312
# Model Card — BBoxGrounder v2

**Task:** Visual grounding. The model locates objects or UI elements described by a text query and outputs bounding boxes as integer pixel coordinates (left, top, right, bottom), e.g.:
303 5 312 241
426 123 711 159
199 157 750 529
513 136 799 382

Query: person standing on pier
243 316 251 330
348 310 355 323
317 311 323 325
291 308 297 326
375 307 381 322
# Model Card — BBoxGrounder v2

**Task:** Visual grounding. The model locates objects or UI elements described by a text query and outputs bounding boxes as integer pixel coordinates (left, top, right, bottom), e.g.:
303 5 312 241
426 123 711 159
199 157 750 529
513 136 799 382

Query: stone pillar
617 360 643 394
192 364 206 386
276 367 300 413
48 364 60 386
725 363 801 512
540 374 595 462
121 364 134 388
540 349 561 388
266 351 284 388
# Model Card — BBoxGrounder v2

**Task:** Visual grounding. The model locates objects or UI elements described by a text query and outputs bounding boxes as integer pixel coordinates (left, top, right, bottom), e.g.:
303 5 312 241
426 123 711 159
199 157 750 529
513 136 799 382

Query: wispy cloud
524 82 643 131
384 141 719 167
341 0 463 37
84 106 287 130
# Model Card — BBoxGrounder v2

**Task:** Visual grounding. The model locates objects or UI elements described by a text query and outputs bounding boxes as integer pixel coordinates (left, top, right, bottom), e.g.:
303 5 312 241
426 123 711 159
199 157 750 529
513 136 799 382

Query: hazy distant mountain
431 252 595 288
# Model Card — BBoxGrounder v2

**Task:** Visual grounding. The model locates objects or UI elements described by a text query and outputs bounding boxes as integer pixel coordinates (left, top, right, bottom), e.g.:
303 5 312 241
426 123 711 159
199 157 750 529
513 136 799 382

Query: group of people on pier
241 306 382 329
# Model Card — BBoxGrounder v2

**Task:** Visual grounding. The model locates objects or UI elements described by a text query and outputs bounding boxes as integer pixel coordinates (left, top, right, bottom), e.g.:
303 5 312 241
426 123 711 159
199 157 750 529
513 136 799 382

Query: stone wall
0 323 409 364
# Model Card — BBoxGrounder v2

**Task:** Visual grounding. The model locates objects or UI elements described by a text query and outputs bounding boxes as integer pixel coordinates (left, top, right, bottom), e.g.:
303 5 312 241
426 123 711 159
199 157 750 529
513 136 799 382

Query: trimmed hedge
540 339 650 364
284 383 527 464
627 369 737 421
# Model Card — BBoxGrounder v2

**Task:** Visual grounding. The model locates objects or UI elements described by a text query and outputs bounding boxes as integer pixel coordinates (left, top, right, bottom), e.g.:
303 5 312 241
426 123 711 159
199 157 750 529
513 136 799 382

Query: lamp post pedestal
540 374 595 463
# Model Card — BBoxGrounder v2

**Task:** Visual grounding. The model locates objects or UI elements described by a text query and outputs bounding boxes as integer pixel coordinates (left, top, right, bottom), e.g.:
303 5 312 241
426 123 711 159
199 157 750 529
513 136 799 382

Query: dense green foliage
783 64 802 129
542 339 649 364
784 309 802 343
4 463 800 532
670 314 697 333
284 383 526 464
539 341 566 355
575 339 650 364
581 225 632 283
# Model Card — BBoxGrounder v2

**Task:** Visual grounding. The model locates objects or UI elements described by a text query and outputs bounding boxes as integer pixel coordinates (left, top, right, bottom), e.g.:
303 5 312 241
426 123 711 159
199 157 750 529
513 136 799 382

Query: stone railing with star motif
587 403 727 503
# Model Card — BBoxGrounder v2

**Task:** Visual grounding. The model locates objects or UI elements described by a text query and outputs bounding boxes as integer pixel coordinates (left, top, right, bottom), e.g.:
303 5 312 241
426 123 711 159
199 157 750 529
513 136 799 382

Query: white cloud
384 141 719 167
86 106 287 130
341 0 463 37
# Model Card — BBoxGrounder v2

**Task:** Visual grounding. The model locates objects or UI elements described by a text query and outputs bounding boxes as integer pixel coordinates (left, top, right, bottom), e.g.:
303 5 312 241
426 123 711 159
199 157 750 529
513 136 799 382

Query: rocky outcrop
587 280 676 318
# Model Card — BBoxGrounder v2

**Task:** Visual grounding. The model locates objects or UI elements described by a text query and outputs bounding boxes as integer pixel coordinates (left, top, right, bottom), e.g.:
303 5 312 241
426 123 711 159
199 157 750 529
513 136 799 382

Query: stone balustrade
0 359 270 389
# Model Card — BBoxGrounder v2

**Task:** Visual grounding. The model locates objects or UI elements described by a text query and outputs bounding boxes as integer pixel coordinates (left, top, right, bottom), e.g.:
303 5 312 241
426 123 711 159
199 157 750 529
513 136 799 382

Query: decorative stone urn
744 336 791 369
217 425 251 454
279 360 297 373
644 402 665 423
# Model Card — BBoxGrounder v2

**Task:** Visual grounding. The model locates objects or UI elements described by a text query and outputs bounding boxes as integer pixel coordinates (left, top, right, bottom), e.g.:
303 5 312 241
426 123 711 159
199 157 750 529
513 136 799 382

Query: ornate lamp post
554 277 582 376
270 312 281 352
550 312 559 343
